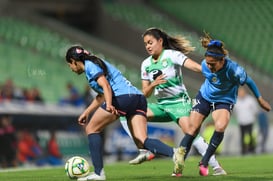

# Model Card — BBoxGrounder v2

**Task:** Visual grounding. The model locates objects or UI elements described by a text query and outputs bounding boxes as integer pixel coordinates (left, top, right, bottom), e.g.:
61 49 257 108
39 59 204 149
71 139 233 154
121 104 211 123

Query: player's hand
258 97 271 112
152 74 167 86
106 105 119 115
78 112 88 125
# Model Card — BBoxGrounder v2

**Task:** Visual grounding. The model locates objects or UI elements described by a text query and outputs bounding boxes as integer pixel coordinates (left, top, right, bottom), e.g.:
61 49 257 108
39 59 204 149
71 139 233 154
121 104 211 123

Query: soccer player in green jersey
121 28 226 176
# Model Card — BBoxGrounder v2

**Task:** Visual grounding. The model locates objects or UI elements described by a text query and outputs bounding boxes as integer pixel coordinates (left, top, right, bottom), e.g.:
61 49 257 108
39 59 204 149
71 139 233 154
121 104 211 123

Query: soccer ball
65 156 90 179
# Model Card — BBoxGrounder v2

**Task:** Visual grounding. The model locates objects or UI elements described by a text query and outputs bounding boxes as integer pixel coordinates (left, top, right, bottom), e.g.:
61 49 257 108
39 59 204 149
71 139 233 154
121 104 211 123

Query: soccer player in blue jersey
65 45 184 180
179 33 271 176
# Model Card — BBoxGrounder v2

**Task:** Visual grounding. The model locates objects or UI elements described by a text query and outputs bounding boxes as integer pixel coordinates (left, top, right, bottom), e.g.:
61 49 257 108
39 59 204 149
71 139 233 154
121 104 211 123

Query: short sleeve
169 50 188 66
141 59 150 80
234 65 247 85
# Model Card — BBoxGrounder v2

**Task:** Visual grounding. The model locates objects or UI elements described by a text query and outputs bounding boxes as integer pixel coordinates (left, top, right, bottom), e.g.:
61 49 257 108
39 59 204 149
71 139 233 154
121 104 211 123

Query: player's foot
173 147 185 176
77 170 106 181
171 172 182 177
129 149 155 165
199 162 209 176
213 166 227 176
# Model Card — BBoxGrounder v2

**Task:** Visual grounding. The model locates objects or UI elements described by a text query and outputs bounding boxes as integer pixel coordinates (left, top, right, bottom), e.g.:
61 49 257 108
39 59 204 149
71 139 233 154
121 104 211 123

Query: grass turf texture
0 154 272 181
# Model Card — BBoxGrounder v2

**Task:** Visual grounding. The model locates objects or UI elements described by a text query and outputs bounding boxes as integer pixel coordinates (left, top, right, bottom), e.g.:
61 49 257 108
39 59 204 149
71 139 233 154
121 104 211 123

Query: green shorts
148 99 192 124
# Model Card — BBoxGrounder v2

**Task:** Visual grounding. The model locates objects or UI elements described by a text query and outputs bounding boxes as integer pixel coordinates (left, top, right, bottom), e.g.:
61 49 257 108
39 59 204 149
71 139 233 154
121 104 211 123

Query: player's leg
179 110 224 173
129 114 180 165
247 124 256 153
125 104 169 164
78 107 118 181
128 114 173 156
120 109 155 165
120 104 160 138
240 125 247 154
128 95 185 176
178 110 206 176
199 108 230 176
179 116 225 172
130 98 192 176
192 135 227 175
129 113 184 176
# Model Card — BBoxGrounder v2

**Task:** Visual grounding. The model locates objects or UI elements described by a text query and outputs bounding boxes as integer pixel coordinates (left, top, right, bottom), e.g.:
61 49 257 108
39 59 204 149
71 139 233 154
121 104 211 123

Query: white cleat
213 167 227 176
77 169 106 181
129 149 155 165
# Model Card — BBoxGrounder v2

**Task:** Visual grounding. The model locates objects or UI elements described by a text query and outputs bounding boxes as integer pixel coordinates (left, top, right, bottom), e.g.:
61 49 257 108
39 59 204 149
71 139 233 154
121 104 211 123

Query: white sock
139 149 148 153
192 135 221 169
120 117 133 138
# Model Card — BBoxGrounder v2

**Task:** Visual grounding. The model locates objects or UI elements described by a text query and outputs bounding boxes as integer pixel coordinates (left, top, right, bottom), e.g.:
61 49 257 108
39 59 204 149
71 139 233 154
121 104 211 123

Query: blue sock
144 138 173 157
201 131 224 166
88 133 103 175
180 134 195 159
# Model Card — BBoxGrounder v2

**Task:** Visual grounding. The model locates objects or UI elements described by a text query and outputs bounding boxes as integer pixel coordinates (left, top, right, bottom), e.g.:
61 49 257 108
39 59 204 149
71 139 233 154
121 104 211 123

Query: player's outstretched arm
245 76 271 112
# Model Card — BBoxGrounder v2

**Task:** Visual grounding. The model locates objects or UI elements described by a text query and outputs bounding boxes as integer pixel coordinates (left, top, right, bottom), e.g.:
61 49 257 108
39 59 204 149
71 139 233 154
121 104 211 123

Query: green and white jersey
141 49 189 104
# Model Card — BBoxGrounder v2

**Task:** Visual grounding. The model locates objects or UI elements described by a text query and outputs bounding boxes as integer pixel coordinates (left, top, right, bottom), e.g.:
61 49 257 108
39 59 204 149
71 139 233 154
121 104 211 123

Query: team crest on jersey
162 59 168 67
211 76 217 82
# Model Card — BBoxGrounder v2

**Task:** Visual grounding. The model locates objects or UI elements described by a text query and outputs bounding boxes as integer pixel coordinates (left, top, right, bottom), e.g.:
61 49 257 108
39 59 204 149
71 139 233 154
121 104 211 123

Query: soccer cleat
213 167 227 176
129 149 155 165
199 162 209 176
172 147 186 176
77 170 106 181
171 172 182 177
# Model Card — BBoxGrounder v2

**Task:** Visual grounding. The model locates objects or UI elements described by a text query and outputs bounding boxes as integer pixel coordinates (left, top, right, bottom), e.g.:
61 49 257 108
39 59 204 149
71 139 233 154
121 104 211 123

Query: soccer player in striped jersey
179 33 271 176
65 45 184 180
121 28 227 176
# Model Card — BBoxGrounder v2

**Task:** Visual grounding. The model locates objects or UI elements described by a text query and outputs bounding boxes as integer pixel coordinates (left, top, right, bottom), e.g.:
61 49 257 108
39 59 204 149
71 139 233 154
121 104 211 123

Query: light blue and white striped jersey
84 60 142 96
200 57 247 104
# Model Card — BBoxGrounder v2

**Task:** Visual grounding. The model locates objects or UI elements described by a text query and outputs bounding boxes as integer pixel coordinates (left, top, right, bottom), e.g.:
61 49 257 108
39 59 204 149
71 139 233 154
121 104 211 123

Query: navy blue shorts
101 94 147 119
192 92 234 117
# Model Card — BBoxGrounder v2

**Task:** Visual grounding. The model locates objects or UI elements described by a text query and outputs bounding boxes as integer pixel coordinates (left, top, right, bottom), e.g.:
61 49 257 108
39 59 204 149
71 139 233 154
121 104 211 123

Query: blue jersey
200 57 247 104
84 60 142 96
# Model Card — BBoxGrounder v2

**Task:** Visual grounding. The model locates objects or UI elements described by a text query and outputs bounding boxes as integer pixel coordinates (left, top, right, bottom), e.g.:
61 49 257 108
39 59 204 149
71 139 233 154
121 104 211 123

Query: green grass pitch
0 154 272 181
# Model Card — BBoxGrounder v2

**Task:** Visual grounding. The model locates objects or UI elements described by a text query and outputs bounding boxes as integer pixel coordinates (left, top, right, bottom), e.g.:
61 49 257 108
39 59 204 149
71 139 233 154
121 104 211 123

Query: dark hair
66 45 108 75
142 27 195 54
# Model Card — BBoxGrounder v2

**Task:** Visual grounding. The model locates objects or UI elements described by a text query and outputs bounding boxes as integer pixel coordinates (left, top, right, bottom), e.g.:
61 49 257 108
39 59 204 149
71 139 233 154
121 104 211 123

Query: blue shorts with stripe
192 92 234 117
101 94 147 119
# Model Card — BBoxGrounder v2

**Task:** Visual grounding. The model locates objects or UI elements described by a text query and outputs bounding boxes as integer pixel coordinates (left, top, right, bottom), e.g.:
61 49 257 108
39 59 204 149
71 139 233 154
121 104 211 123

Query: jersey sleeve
245 76 261 98
169 50 188 66
85 61 104 81
229 62 247 85
141 59 150 80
